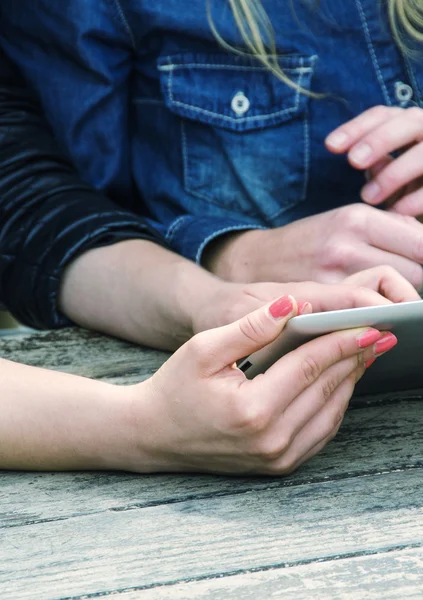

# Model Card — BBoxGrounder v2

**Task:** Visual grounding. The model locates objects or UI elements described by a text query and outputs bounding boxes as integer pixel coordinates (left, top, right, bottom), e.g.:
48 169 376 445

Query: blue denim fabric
0 0 421 263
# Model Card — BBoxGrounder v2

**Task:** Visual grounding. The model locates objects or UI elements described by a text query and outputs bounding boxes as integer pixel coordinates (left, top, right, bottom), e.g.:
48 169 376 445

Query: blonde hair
208 0 423 95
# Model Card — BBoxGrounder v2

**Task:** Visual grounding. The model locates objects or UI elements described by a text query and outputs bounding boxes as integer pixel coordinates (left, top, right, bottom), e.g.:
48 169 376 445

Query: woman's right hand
125 296 397 475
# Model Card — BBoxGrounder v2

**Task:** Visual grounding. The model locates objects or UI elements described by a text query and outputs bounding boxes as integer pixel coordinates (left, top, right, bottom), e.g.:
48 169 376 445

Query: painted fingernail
326 131 348 149
269 295 294 319
349 143 373 166
365 357 377 369
361 180 381 203
357 328 382 349
373 332 398 355
298 301 312 315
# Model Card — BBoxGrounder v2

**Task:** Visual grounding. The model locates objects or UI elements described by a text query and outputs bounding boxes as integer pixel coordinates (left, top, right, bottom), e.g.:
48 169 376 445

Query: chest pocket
158 52 316 225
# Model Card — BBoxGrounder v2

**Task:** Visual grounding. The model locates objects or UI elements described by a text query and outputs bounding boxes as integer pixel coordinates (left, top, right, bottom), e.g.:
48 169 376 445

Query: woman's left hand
326 105 423 216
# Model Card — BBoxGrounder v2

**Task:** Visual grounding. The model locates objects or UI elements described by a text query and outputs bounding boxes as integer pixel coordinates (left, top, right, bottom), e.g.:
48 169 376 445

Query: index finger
364 208 423 266
325 106 403 153
343 266 421 303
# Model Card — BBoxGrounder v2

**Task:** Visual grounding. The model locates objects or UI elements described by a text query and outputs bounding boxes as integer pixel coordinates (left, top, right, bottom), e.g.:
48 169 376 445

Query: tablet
237 300 423 395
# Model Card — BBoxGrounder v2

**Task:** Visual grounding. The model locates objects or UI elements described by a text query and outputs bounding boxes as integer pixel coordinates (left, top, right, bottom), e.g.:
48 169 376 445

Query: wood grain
119 547 423 600
0 470 422 599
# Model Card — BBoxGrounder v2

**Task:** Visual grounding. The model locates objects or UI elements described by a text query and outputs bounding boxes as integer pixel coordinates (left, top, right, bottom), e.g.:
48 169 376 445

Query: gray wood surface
1 328 422 600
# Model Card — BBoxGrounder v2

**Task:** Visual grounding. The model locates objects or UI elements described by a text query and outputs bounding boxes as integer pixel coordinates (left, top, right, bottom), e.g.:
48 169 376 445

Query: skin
0 297 396 473
326 105 423 216
59 240 420 352
204 107 423 289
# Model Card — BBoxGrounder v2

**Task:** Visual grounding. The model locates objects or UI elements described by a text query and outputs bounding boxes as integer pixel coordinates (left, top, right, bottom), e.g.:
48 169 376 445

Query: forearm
59 239 224 350
0 358 134 471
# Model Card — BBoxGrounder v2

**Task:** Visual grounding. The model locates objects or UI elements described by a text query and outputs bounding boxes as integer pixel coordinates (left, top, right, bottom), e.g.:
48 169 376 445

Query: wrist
202 229 265 282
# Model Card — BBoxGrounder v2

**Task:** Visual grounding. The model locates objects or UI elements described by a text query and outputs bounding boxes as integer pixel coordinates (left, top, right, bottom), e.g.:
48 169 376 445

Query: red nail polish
269 296 294 319
374 332 398 355
357 329 382 349
365 357 376 369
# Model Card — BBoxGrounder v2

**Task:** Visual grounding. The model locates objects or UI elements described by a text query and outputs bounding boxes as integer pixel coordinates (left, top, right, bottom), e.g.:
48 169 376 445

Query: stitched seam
107 0 136 49
159 64 313 73
355 0 390 105
400 56 422 107
181 121 189 195
166 216 188 244
302 107 310 201
169 100 299 123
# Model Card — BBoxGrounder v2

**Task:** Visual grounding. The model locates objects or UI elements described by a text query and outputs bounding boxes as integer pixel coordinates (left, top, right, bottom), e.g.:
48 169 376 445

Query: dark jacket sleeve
0 50 165 329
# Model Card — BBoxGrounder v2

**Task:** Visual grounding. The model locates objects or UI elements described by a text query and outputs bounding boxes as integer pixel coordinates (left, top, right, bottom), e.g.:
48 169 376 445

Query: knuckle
252 433 292 462
407 106 423 124
411 235 423 263
228 399 270 435
337 204 369 232
322 240 357 271
299 355 322 386
187 332 212 363
380 165 401 189
238 313 268 345
367 105 394 122
372 264 396 278
320 375 340 403
273 456 297 476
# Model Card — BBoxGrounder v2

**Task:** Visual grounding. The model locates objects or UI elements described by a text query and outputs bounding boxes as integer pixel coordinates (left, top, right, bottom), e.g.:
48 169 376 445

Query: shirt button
395 81 413 104
231 91 250 116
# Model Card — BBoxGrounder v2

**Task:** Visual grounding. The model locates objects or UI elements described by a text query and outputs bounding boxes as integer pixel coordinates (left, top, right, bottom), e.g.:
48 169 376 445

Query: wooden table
1 328 422 599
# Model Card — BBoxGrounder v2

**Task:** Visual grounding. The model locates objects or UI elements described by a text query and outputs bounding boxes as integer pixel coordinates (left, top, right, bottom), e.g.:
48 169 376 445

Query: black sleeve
0 50 164 329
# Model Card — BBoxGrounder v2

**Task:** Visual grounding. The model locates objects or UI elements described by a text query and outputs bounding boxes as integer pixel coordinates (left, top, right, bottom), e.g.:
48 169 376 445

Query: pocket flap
158 53 316 132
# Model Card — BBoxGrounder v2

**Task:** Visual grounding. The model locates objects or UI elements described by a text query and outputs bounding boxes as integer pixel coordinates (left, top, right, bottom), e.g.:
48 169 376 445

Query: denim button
231 91 250 116
395 81 413 104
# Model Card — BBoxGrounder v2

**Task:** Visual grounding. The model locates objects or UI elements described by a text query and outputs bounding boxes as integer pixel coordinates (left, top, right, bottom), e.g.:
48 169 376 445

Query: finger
191 295 298 376
336 241 423 289
390 183 423 217
269 372 357 474
293 282 392 312
353 209 423 281
347 109 423 171
274 350 369 441
366 156 394 180
343 266 421 302
325 106 403 154
251 326 385 405
361 141 423 205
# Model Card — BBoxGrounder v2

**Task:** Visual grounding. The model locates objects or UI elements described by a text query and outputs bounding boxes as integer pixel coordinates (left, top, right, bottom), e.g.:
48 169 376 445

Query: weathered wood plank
118 546 423 600
1 328 422 401
1 399 422 529
0 470 422 599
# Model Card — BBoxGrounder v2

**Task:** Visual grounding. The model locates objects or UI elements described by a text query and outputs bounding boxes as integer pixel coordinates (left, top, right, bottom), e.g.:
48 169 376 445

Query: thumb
195 295 299 375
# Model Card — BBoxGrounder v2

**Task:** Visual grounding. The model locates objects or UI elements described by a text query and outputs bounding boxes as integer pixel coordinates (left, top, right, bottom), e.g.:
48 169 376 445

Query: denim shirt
0 0 420 263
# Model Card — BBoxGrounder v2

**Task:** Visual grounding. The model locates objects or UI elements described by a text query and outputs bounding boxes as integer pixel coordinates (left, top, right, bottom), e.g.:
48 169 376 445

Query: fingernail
361 180 381 203
373 332 398 355
326 131 348 149
298 301 311 315
365 357 377 369
349 143 373 166
357 328 382 349
269 295 294 319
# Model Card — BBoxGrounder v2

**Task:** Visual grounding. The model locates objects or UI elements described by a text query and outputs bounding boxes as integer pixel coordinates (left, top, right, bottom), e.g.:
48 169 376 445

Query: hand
194 265 419 333
128 296 396 475
326 105 423 216
203 207 423 289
